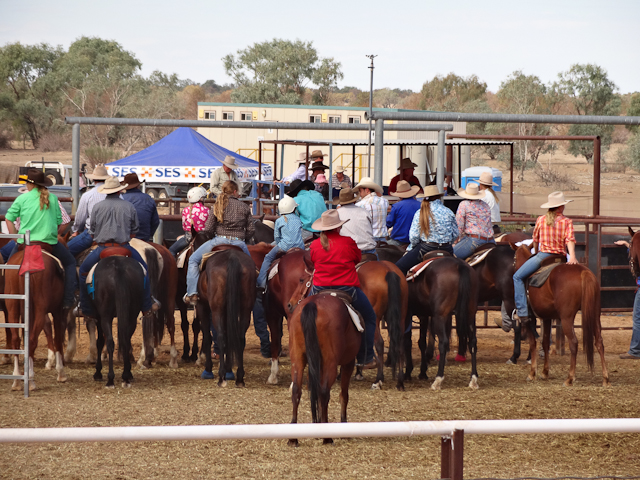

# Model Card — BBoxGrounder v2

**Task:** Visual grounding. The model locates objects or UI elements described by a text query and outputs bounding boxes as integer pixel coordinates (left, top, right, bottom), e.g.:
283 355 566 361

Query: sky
1 0 639 95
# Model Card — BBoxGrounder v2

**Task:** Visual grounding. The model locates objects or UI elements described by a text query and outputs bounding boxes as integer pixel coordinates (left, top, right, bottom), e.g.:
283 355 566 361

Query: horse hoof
169 359 179 369
603 379 612 387
540 373 549 380
57 375 68 383
526 375 535 382
105 384 115 389
418 373 428 381
235 381 245 388
11 381 21 391
139 364 148 371
506 359 515 365
64 354 74 363
288 439 299 447
354 373 365 381
323 438 334 445
267 375 278 385
93 374 103 381
371 381 382 390
218 380 228 388
469 375 479 390
28 382 37 391
201 370 215 380
122 382 132 389
563 380 574 387
527 359 532 365
431 377 443 391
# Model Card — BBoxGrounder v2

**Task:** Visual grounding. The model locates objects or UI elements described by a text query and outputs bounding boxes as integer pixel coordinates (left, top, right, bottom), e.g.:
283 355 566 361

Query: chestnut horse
288 294 361 446
514 244 610 386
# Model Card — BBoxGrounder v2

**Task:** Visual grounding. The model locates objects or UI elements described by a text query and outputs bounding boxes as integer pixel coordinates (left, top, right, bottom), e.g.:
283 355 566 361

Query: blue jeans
169 236 189 257
453 236 494 260
257 245 281 288
68 230 94 257
1 240 16 262
252 294 271 356
362 248 378 259
186 237 251 296
628 288 640 357
513 252 554 318
79 244 152 317
311 285 377 364
395 242 454 275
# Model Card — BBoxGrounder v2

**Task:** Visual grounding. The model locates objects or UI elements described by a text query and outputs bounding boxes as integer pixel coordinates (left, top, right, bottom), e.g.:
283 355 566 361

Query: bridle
629 237 638 278
287 267 315 313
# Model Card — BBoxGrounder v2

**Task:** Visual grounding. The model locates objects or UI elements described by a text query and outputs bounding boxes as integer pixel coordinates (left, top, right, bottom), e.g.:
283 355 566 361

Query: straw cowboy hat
296 152 308 164
458 183 486 200
353 176 383 194
222 155 239 170
26 169 53 188
417 185 444 200
123 173 142 190
335 165 346 173
540 191 573 209
288 179 315 197
310 150 327 159
391 180 420 198
311 209 350 231
473 171 498 187
332 187 359 206
398 158 418 170
87 164 111 181
99 176 128 195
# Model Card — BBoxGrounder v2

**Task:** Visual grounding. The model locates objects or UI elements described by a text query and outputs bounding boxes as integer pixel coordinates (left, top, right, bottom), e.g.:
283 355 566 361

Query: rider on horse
474 171 502 235
453 183 494 260
169 186 209 258
512 191 578 324
121 173 160 242
288 179 326 242
309 210 377 369
354 177 389 243
333 188 377 256
77 176 159 320
386 180 421 248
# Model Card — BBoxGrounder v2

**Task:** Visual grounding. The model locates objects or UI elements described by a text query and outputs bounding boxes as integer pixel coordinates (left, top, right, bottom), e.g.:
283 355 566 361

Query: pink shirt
181 202 210 232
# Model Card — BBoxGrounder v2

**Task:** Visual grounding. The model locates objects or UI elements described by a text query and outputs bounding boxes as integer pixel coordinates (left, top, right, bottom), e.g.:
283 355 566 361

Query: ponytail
320 232 330 252
487 186 500 204
213 180 237 223
418 200 434 238
545 207 559 226
37 186 50 210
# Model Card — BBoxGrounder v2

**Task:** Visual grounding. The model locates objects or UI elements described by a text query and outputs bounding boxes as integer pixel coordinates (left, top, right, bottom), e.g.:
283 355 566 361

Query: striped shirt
337 204 376 251
356 193 389 239
274 213 305 251
408 199 459 250
72 182 112 233
456 200 493 239
533 214 576 255
331 173 351 189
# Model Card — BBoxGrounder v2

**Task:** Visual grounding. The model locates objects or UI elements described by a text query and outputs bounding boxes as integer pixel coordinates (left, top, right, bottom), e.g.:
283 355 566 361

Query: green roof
196 102 429 113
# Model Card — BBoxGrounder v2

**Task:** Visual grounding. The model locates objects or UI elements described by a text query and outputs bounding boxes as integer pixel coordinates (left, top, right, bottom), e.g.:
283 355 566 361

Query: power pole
366 54 377 177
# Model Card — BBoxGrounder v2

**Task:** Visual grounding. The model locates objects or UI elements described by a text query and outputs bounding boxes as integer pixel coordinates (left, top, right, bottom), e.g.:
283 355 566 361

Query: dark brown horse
288 294 361 446
627 227 640 278
196 246 256 386
514 244 610 386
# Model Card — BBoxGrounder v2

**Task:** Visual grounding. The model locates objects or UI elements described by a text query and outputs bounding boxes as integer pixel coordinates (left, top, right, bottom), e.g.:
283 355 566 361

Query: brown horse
627 227 640 278
5 246 67 391
288 294 361 446
514 245 610 386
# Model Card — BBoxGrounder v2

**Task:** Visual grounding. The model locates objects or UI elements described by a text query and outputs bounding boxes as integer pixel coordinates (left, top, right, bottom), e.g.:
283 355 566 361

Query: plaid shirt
337 204 376 251
456 200 493 239
331 173 351 189
533 214 576 255
356 193 389 238
204 197 255 241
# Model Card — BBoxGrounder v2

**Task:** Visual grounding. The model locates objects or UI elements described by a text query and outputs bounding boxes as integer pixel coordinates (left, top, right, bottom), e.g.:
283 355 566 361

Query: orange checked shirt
532 214 576 255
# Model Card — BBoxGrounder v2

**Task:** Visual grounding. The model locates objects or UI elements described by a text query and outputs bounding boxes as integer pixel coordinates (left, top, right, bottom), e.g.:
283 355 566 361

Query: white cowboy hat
335 165 346 173
473 171 498 187
263 220 275 229
416 185 444 200
390 180 420 198
458 183 486 200
311 209 350 231
87 164 111 181
540 191 573 209
353 176 383 194
98 176 128 194
222 155 239 170
296 152 308 164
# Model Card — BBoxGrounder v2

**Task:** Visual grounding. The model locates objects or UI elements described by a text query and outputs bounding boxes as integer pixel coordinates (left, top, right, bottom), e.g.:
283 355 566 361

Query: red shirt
310 230 361 287
533 214 576 255
389 174 423 195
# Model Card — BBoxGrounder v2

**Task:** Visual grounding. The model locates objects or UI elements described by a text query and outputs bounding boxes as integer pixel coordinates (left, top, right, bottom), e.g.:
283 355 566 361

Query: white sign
106 165 274 183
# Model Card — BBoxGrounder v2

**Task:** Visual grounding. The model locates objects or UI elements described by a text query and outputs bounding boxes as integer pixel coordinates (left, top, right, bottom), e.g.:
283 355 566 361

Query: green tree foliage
616 132 640 171
223 39 343 105
626 93 640 133
419 73 487 111
554 64 621 163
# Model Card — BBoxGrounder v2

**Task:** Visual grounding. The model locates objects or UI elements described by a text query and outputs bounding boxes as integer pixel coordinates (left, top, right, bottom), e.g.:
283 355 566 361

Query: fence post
451 429 464 480
441 435 451 479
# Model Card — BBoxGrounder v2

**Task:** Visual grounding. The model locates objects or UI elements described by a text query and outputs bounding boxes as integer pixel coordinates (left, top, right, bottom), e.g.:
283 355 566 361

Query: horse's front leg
166 310 178 369
525 320 538 382
52 309 68 383
191 314 201 363
373 319 384 389
431 316 448 391
403 325 414 381
43 317 56 370
562 318 578 387
540 318 552 380
64 309 77 363
85 317 98 364
102 318 115 388
417 315 429 380
266 308 282 385
288 356 305 447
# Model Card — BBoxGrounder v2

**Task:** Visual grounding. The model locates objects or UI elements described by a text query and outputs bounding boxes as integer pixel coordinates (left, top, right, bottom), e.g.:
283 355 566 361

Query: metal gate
0 230 31 397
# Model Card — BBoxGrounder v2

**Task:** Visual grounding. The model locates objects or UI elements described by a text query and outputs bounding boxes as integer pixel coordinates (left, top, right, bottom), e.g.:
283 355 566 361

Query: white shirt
337 204 376 252
481 189 501 223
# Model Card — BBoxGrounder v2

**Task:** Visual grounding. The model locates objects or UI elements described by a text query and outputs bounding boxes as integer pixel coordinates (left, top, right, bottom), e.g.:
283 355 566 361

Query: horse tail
580 269 598 372
385 270 403 376
454 262 473 351
145 248 161 301
301 301 322 423
224 252 242 368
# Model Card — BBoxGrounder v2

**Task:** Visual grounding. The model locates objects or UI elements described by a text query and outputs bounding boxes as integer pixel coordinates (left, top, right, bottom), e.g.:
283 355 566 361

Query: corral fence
1 418 640 480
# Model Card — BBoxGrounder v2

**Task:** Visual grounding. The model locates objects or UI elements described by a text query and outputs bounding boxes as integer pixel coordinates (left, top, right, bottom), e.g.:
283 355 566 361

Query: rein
629 238 638 278
296 267 315 306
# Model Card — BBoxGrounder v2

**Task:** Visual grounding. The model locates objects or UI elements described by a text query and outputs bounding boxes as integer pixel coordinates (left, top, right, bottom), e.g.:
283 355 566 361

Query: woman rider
395 185 459 275
4 169 77 314
309 210 377 368
512 191 578 324
475 171 502 235
452 183 494 260
184 180 254 305
169 186 210 258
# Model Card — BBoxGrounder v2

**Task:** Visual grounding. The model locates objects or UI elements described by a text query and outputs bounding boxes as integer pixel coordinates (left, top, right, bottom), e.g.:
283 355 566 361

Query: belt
99 242 128 247
467 234 493 241
218 235 242 241
426 242 451 248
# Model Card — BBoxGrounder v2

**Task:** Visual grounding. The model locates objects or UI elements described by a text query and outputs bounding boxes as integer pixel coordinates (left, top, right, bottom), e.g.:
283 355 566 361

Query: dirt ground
1 310 639 479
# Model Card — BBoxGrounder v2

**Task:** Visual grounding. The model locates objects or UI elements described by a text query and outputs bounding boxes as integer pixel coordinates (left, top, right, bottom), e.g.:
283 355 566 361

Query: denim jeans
257 245 281 288
362 248 378 259
68 230 94 257
169 236 189 257
386 238 407 247
252 294 271 356
513 252 554 318
395 242 454 275
186 238 251 296
310 285 377 364
0 240 16 262
628 288 640 357
453 236 494 260
50 241 78 308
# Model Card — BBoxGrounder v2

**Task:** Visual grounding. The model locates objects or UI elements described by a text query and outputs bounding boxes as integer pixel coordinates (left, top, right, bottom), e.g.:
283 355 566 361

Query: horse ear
303 252 314 271
629 226 635 237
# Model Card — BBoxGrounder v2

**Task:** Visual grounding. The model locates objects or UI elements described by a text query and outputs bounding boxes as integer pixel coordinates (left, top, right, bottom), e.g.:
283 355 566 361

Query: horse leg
102 316 116 388
166 310 178 369
179 301 191 362
417 315 429 380
403 322 414 381
372 319 384 389
431 316 448 391
85 317 98 364
198 303 215 381
288 354 305 447
235 322 248 388
340 360 355 423
595 331 611 387
93 319 105 381
9 307 22 390
121 313 136 388
44 316 56 370
562 317 578 387
191 314 201 363
467 313 479 391
266 309 282 385
52 308 68 383
540 318 552 380
64 309 77 363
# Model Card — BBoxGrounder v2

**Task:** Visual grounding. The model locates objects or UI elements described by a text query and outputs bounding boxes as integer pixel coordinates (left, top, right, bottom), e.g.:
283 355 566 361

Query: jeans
186 237 251 296
374 236 387 243
68 230 94 257
362 248 378 259
257 245 281 288
79 244 152 317
0 240 16 262
169 236 189 257
453 236 494 260
628 288 640 356
513 252 554 318
395 242 454 275
311 285 377 364
252 295 271 356
386 238 407 247
50 242 78 308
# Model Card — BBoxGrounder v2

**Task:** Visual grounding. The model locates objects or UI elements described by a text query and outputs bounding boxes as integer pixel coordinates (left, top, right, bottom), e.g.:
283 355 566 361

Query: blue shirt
407 199 459 250
386 197 421 243
275 213 305 251
122 189 159 241
294 189 327 232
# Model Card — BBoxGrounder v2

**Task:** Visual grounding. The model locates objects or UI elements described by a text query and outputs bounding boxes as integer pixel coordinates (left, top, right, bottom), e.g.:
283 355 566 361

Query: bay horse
406 256 480 390
288 294 361 446
196 246 256 387
514 244 610 386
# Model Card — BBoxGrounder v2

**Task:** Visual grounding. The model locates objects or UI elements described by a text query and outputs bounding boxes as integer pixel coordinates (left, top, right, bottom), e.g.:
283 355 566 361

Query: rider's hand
614 240 630 248
567 255 579 265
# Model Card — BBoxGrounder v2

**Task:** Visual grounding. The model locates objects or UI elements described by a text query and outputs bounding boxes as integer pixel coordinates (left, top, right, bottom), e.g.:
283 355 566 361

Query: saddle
99 246 132 259
16 242 63 274
315 290 364 333
200 245 244 271
527 254 567 289
355 253 378 271
406 251 451 282
267 247 304 281
316 289 353 304
466 243 496 267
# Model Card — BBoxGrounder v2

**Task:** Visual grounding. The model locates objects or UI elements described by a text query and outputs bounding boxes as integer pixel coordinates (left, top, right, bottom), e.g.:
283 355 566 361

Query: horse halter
298 268 315 305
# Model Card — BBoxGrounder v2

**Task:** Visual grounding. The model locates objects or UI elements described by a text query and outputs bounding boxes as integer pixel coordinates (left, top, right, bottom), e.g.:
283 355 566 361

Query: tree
374 88 400 108
626 93 640 133
554 64 621 163
419 73 487 111
223 39 342 105
617 131 640 171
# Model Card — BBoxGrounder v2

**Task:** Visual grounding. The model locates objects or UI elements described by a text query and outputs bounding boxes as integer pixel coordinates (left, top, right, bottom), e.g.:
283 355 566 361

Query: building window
328 115 341 124
204 111 215 120
348 116 361 124
240 112 252 121
222 112 234 121
309 115 321 123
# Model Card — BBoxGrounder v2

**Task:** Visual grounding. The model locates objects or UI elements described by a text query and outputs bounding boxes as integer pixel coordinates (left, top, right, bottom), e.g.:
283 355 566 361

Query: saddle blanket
528 262 562 288
177 247 189 269
406 256 444 282
130 238 163 275
267 261 279 281
43 250 63 271
466 248 493 267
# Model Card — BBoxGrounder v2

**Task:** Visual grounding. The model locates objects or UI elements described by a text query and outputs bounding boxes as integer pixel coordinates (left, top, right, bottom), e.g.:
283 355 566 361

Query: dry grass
1 311 640 479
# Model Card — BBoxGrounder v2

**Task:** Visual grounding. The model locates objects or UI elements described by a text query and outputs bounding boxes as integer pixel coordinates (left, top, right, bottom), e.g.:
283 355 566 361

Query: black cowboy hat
26 169 53 188
310 161 329 171
288 179 315 197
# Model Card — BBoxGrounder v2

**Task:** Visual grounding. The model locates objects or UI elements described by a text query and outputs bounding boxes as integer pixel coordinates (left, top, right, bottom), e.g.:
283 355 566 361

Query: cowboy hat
99 176 128 195
263 220 276 229
123 173 142 190
332 187 359 206
87 164 111 181
353 176 383 195
416 185 444 200
540 191 573 209
311 209 350 231
398 158 418 170
222 155 239 170
296 152 308 164
458 183 486 200
315 174 328 184
288 179 315 197
26 169 53 188
335 165 346 173
310 161 329 171
310 150 327 159
473 171 498 187
391 180 420 198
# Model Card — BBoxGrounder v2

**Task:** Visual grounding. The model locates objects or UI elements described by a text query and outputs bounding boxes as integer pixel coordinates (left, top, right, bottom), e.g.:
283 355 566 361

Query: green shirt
5 189 62 244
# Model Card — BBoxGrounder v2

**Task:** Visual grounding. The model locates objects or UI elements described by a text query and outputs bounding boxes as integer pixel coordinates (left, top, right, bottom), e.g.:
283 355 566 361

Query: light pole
366 54 377 177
